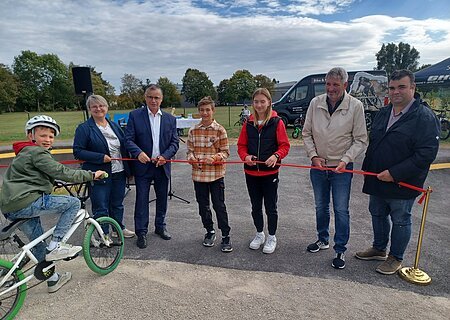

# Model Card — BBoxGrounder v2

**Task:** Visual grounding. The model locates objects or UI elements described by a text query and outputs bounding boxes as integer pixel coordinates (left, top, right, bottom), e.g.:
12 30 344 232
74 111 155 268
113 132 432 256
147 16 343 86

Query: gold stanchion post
398 187 432 285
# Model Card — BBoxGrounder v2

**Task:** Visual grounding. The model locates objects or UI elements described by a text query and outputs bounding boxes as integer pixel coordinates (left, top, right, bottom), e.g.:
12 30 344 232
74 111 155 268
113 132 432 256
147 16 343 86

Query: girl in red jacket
237 88 290 254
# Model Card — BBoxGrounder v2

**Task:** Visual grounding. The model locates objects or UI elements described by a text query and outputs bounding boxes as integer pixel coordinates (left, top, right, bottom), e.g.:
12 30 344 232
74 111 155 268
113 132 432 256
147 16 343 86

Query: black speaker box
72 67 93 95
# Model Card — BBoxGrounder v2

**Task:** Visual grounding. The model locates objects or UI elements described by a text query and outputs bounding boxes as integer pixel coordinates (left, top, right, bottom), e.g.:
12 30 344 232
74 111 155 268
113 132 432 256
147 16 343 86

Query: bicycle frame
0 208 107 296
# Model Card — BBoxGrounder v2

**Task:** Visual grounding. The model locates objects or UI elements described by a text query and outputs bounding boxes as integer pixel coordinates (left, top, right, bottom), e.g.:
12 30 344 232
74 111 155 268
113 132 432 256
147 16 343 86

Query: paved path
1 144 449 319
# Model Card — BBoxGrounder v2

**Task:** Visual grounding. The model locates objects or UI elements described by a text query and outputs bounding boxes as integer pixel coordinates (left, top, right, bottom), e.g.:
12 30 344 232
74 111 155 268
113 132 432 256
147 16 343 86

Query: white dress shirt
148 108 162 158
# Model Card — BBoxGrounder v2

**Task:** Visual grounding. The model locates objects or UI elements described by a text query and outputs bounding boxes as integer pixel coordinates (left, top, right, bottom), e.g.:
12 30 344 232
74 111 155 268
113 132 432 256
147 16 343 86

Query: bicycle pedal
63 252 79 261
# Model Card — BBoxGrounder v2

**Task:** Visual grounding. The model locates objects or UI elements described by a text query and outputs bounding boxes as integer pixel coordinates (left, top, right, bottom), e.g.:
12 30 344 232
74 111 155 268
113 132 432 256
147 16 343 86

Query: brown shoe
355 247 387 261
376 255 402 275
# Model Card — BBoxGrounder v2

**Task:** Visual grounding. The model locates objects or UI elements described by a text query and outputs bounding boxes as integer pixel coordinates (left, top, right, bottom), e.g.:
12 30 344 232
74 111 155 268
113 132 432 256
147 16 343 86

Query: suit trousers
134 164 169 235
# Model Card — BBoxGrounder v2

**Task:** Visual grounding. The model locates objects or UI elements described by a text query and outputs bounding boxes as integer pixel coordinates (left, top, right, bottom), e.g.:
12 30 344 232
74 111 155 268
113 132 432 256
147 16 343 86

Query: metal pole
398 187 432 285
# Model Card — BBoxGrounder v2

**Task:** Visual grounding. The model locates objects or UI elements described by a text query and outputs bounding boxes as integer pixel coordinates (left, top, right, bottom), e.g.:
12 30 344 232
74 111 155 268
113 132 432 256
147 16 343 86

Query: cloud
0 0 449 93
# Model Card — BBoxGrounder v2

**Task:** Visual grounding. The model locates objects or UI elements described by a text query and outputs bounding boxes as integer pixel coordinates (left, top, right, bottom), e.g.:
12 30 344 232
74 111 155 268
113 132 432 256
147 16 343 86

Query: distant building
272 81 297 102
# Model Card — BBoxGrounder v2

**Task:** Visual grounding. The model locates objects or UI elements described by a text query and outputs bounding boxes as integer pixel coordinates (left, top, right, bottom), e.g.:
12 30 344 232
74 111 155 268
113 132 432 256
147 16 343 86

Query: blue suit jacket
73 117 131 176
125 107 179 178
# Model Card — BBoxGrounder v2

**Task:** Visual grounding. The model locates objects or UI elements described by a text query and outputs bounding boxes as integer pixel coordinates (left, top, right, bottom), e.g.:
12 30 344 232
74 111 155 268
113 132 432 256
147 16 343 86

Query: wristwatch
273 153 280 160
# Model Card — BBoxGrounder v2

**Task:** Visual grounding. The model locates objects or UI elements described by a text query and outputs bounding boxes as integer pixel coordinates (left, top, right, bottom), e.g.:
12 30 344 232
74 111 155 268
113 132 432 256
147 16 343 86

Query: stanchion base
398 267 431 286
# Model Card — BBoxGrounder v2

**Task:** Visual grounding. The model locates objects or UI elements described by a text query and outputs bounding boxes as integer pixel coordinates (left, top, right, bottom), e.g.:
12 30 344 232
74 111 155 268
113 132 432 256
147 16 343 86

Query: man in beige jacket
302 67 368 269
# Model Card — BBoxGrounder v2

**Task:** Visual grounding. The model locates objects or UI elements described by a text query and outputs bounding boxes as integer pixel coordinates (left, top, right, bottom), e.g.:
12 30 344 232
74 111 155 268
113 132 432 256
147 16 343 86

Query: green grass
0 106 251 145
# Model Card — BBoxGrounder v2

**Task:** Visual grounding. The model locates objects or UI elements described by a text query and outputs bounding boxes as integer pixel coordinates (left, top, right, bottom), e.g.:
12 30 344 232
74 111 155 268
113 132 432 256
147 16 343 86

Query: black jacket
362 96 440 199
245 117 280 172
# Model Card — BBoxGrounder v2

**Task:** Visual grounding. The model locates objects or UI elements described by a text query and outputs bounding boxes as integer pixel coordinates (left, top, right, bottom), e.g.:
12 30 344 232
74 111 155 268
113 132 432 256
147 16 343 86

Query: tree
254 74 275 94
118 73 144 109
181 68 216 105
157 77 180 108
229 69 256 103
217 79 234 105
13 51 76 112
0 64 19 113
376 42 420 76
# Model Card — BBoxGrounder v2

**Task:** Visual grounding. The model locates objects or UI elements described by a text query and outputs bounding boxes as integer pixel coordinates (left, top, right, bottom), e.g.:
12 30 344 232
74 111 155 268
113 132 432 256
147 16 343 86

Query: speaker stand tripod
150 176 190 204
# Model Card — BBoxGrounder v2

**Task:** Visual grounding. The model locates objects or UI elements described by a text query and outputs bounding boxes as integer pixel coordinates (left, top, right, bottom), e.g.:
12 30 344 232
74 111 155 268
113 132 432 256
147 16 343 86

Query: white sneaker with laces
249 232 265 250
263 235 277 254
45 243 82 261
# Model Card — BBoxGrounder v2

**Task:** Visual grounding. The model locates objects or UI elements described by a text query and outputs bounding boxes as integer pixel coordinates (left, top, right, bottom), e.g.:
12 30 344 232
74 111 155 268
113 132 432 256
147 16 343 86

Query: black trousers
245 173 279 235
193 177 231 237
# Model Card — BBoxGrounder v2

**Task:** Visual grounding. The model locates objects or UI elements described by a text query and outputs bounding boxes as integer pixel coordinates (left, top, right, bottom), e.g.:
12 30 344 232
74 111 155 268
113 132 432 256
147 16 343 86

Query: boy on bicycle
187 96 232 252
0 115 106 293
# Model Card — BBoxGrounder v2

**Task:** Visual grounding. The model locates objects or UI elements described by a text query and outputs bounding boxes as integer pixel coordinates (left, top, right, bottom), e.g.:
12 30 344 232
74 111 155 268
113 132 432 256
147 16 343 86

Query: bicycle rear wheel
440 119 450 140
83 217 124 275
0 260 27 320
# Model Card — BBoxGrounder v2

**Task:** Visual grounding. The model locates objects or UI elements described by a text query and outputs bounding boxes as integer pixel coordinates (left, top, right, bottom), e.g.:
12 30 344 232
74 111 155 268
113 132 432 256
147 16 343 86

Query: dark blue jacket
124 107 179 178
362 96 440 199
73 117 131 176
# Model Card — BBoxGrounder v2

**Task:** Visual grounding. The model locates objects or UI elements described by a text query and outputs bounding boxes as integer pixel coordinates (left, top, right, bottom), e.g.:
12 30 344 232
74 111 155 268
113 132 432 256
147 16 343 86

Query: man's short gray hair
326 67 348 83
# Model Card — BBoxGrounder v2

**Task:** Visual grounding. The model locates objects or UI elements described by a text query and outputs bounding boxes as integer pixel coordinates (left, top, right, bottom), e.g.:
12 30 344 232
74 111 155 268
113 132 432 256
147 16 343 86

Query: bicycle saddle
0 218 29 241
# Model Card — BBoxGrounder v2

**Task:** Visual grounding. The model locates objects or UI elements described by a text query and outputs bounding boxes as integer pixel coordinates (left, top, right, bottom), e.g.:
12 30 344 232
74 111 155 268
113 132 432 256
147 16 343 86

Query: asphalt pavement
1 142 449 319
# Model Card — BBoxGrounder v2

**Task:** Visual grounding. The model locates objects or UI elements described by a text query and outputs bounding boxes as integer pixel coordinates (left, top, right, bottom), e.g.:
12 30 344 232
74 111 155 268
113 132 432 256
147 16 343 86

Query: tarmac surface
1 142 449 319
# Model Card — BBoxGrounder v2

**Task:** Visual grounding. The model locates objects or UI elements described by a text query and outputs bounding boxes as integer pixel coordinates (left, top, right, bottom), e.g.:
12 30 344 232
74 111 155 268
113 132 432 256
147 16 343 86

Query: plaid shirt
187 120 230 182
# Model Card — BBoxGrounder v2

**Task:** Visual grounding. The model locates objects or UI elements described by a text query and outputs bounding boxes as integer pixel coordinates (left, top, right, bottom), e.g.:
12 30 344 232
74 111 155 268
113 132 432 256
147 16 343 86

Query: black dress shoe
136 234 147 249
155 228 171 240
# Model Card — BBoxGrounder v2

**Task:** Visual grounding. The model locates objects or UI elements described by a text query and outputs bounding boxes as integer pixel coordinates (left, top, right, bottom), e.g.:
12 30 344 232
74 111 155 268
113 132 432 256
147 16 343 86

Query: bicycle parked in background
433 108 450 140
291 113 306 139
0 180 124 320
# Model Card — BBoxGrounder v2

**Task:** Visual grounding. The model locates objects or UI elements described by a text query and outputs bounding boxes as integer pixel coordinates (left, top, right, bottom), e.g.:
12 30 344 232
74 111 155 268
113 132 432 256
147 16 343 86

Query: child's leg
19 218 47 262
210 178 230 237
42 195 81 242
193 181 214 232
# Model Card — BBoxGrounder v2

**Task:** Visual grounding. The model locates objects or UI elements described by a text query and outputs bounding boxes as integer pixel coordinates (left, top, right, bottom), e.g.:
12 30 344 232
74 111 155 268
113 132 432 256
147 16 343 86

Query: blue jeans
88 171 126 229
369 195 415 261
4 194 81 262
310 163 353 253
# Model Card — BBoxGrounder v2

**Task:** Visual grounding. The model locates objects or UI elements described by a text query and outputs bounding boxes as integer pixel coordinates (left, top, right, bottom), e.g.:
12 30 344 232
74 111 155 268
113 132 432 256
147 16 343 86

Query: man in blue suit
125 84 179 248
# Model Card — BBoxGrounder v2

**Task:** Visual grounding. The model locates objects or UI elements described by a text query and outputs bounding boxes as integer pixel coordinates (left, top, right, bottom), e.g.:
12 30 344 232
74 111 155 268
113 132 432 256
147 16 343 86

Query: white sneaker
263 235 277 254
45 243 82 261
249 232 265 250
47 272 72 293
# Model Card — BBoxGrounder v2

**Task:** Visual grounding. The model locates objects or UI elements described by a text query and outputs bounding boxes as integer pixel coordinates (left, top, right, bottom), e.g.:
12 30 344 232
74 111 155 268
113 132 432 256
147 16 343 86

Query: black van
273 70 388 128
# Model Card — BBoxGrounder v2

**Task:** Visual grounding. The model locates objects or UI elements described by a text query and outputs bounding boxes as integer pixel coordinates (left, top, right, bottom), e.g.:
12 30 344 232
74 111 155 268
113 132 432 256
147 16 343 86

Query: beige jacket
302 92 368 166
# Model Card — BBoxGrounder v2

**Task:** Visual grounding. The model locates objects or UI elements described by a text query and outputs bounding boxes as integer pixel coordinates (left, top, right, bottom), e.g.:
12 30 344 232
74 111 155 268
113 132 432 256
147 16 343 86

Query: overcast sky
1 0 449 93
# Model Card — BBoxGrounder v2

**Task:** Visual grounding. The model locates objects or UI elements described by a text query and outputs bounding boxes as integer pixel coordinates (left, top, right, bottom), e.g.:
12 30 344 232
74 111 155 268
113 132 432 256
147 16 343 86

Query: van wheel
279 115 288 127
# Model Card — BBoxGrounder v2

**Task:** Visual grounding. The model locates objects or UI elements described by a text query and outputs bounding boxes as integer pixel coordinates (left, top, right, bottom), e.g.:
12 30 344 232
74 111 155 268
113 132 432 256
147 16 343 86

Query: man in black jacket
355 70 440 275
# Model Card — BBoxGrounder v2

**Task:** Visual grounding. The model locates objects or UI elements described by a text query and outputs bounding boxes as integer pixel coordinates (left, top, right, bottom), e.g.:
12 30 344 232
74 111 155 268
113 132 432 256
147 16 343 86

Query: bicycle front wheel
440 119 450 140
0 260 27 320
83 217 124 275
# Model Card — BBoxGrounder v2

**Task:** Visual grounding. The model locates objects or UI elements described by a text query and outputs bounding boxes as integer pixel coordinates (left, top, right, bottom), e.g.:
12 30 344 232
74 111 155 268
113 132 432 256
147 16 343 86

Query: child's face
198 104 214 122
252 94 270 118
28 127 55 150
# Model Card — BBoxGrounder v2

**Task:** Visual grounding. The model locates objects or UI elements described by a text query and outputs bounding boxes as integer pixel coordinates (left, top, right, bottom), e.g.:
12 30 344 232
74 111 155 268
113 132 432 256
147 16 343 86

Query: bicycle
291 113 305 139
234 114 249 126
433 108 450 140
0 179 124 319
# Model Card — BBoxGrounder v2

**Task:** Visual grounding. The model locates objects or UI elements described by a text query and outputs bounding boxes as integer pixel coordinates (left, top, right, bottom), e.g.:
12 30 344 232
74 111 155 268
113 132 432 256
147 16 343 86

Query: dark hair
197 96 215 109
390 70 415 84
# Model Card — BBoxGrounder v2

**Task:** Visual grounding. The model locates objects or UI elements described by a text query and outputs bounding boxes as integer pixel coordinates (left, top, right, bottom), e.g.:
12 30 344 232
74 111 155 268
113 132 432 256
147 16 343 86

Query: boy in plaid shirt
187 96 232 252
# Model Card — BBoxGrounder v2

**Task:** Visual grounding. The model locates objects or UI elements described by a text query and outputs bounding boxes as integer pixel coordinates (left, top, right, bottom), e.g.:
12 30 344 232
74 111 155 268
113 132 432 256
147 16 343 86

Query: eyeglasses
90 105 107 109
145 95 161 101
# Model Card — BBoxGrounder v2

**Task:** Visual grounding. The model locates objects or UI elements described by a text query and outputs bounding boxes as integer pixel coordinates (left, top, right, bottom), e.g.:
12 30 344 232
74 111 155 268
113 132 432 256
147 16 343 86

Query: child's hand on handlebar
94 170 108 180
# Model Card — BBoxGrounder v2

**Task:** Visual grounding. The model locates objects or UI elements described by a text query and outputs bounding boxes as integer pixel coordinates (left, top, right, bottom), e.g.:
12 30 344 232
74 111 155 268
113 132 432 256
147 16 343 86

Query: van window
314 84 325 97
288 85 308 102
